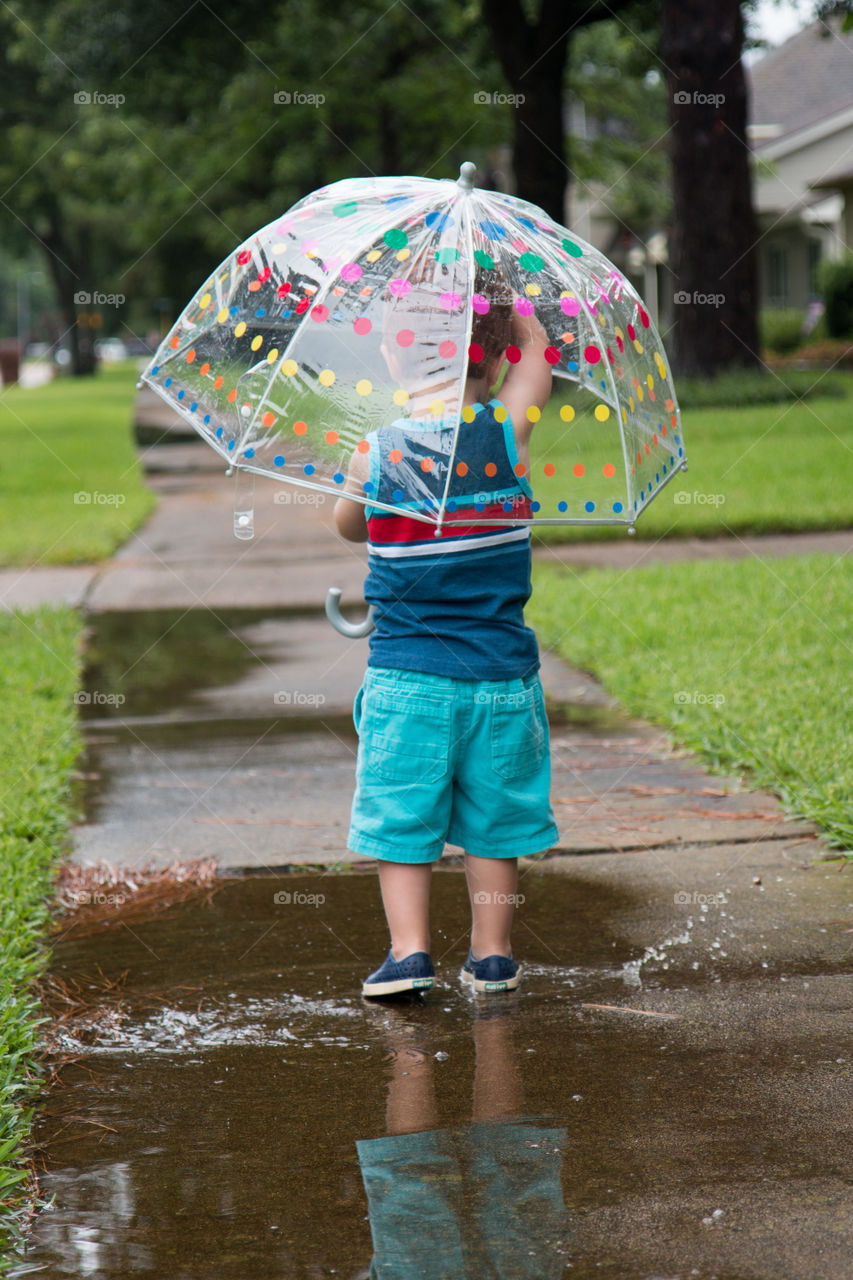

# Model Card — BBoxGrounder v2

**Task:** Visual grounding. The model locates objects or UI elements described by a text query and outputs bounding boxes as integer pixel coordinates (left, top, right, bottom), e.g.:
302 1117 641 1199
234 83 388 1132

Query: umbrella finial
458 161 476 191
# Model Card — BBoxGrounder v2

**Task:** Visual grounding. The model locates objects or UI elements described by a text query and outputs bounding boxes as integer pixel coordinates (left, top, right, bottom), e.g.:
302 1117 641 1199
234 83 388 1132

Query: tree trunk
660 0 760 376
41 217 98 377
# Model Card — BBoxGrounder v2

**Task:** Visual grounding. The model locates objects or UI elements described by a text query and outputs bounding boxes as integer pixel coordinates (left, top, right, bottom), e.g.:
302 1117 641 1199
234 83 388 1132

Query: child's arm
333 448 369 542
497 308 553 442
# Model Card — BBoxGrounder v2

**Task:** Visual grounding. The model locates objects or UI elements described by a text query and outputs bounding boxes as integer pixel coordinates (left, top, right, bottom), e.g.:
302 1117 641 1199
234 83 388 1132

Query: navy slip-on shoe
362 949 435 998
462 948 522 993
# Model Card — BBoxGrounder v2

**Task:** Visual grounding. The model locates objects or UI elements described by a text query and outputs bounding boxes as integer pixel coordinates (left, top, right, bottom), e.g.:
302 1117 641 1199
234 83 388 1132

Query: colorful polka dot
353 317 371 336
356 379 372 396
319 369 335 387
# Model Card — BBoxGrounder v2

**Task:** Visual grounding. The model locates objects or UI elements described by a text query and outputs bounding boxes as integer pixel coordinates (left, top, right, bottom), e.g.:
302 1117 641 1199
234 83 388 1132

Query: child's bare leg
464 853 518 958
377 861 432 958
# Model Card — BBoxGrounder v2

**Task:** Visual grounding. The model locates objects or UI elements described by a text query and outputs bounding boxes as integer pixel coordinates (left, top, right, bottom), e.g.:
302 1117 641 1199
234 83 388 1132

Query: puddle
15 871 851 1279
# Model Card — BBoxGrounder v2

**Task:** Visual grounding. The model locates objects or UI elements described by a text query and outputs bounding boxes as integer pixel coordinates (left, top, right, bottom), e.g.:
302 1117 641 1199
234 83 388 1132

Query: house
748 14 853 313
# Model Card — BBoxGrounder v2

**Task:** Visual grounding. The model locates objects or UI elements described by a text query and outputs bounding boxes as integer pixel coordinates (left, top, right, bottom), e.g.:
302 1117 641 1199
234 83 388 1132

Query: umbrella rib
434 190 477 534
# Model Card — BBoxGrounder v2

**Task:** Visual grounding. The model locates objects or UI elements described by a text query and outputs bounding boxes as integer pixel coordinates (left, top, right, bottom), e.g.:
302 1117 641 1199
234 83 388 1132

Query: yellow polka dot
283 359 298 376
216 308 229 324
526 406 541 423
366 249 382 263
267 348 279 363
633 340 644 354
636 385 644 401
393 389 409 406
525 284 541 297
234 321 247 338
356 379 372 397
462 405 476 423
305 248 317 258
271 242 286 254
396 248 410 262
319 368 335 387
559 405 575 422
493 405 508 423
251 335 263 351
199 292 211 310
594 404 610 422
430 398 444 416
621 406 628 424
647 374 654 391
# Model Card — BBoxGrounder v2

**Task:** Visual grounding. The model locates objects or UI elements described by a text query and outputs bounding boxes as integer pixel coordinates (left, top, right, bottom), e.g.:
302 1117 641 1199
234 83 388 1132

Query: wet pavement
18 859 853 1279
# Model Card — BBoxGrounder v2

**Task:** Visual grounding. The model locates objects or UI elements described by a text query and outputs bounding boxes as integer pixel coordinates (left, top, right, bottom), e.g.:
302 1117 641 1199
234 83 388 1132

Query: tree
660 0 760 376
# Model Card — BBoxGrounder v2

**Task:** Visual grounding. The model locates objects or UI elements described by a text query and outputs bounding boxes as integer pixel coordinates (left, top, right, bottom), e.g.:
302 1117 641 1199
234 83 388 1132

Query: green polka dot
474 249 495 270
519 251 544 272
562 238 583 258
333 201 358 217
435 247 460 264
384 228 408 250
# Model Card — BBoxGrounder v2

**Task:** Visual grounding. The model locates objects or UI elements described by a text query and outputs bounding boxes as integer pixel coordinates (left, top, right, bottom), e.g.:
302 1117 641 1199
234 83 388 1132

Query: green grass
0 608 83 1253
530 553 853 852
531 372 853 540
0 362 156 566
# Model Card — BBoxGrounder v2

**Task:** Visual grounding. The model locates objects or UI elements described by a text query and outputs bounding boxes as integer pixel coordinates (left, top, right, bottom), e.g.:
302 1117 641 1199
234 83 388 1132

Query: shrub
817 255 853 337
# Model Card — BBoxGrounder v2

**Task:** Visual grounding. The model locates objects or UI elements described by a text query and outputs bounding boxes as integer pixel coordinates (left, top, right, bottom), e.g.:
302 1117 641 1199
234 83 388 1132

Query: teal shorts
347 666 559 863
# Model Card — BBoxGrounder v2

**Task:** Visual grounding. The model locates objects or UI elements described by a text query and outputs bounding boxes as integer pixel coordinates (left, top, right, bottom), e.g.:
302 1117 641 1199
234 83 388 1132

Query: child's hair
467 264 513 382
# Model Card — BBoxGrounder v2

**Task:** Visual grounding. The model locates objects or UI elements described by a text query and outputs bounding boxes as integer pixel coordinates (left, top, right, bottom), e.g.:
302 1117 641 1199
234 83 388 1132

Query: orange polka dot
389 449 403 464
325 430 339 445
514 463 526 477
645 442 650 455
185 349 196 363
484 462 497 477
661 424 668 437
200 362 210 376
170 335 180 349
227 389 237 403
665 399 675 412
262 412 276 428
214 376 224 389
356 440 370 454
602 463 616 478
637 452 642 466
248 281 260 292
332 286 345 297
544 463 555 477
456 461 468 477
648 389 656 401
293 421 307 435
573 463 585 478
421 458 433 472
671 414 677 429
652 433 658 446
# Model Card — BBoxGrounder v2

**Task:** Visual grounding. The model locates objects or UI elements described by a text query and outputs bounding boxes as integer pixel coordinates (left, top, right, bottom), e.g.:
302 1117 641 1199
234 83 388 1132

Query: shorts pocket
491 684 546 780
360 685 451 784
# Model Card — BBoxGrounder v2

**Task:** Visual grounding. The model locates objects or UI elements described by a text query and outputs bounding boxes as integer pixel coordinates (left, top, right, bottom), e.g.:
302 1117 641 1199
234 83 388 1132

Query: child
334 267 559 997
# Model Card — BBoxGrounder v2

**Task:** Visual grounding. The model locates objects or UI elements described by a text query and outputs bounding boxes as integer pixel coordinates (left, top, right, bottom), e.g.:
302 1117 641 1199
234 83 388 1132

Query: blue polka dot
678 447 683 456
151 365 159 375
567 361 578 373
282 310 292 319
363 480 373 493
517 217 536 231
502 502 513 512
479 220 506 240
229 306 239 315
255 308 267 318
190 401 197 412
558 500 568 513
274 455 285 466
585 501 595 512
531 500 541 512
177 389 185 400
386 195 412 206
228 440 235 451
647 481 652 492
216 427 224 438
599 380 606 391
393 488 405 502
474 501 486 512
446 499 457 511
304 464 315 476
164 376 172 388
425 211 452 231
333 471 344 484
244 448 255 458
612 501 623 513
203 414 211 425
655 473 660 483
662 464 667 475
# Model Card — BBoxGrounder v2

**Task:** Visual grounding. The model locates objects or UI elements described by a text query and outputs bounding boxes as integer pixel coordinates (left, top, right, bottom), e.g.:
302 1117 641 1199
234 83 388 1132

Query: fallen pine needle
580 1003 681 1019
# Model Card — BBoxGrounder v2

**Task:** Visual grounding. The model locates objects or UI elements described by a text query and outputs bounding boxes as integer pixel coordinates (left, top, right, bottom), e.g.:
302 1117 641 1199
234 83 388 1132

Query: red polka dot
311 304 329 323
456 461 468 476
262 412 276 427
237 250 251 265
293 421 307 435
584 345 601 364
639 308 650 328
439 340 457 359
468 343 484 363
277 283 292 299
544 346 561 365
389 449 403 464
616 335 624 352
602 463 616 478
506 345 522 364
627 323 636 341
353 317 371 336
296 298 310 314
544 463 556 477
485 462 497 477
573 463 585 478
396 329 414 347
258 266 271 283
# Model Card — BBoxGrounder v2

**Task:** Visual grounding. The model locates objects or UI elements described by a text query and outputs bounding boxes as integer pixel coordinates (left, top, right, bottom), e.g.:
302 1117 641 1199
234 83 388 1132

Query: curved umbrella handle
325 588 376 638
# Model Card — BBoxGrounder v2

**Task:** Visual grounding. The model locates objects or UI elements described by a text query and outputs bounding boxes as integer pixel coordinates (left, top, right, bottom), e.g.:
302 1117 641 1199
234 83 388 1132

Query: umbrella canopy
141 163 685 531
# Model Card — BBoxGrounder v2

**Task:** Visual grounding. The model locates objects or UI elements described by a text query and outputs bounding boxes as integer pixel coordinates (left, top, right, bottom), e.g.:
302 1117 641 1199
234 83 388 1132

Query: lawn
0 362 156 566
0 608 83 1252
530 371 853 540
530 552 853 852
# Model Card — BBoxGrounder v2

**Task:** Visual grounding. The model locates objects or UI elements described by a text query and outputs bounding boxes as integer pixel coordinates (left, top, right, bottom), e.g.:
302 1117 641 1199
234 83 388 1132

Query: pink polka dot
275 221 294 235
511 239 527 252
389 279 411 297
301 239 318 255
585 345 601 364
515 298 534 316
560 297 581 316
396 329 414 347
341 263 362 283
353 317 372 336
311 304 329 323
439 340 457 358
472 294 490 315
440 291 462 310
